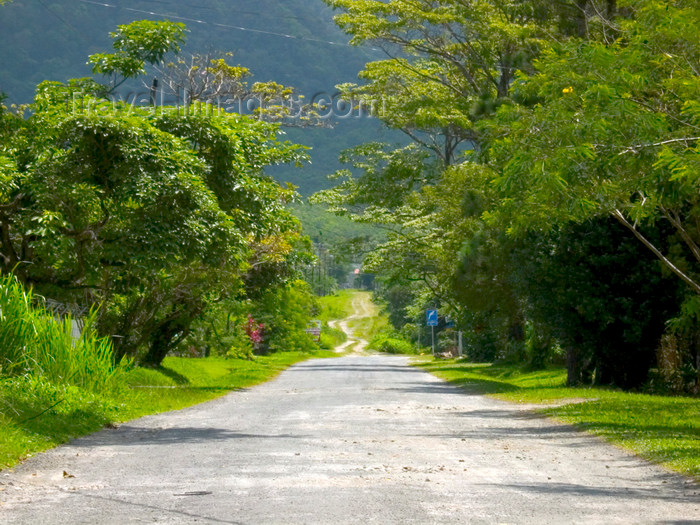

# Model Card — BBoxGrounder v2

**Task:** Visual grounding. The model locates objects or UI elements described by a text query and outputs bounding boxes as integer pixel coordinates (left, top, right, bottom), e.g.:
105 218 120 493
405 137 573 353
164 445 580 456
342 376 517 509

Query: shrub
369 333 417 354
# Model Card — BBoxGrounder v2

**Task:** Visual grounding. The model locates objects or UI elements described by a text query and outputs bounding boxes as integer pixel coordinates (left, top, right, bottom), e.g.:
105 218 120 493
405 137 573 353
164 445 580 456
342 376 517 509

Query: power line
133 0 320 22
76 0 366 49
36 0 81 35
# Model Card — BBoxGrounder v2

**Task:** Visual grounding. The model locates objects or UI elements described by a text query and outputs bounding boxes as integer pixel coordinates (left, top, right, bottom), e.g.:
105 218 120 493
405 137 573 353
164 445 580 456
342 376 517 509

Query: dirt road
1 354 698 524
327 292 374 353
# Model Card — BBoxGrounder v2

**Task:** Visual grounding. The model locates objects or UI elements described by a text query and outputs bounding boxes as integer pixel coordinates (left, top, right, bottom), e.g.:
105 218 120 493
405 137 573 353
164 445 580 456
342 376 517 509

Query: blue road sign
426 309 438 326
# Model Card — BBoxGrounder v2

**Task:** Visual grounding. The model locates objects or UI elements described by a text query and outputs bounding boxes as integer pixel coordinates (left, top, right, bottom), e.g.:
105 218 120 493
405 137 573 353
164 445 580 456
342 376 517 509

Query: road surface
1 354 698 524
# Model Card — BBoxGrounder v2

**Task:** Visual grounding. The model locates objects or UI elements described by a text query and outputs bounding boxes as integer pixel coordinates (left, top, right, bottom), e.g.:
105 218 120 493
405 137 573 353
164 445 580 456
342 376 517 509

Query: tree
486 0 700 293
313 0 698 387
510 218 683 388
0 21 312 366
88 20 187 90
154 52 319 127
325 0 551 165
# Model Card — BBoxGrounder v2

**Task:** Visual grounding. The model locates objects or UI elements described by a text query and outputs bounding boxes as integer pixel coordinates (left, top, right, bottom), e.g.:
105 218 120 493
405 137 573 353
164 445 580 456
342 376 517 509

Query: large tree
0 21 309 365
325 0 552 165
315 0 696 387
486 0 699 292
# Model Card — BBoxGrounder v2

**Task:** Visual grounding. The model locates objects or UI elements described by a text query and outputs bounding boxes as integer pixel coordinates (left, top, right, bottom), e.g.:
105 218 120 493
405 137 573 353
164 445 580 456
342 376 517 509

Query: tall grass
0 274 127 394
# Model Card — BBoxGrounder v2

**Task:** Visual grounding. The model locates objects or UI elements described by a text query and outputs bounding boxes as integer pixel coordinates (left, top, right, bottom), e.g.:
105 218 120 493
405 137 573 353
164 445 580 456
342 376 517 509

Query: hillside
0 0 394 194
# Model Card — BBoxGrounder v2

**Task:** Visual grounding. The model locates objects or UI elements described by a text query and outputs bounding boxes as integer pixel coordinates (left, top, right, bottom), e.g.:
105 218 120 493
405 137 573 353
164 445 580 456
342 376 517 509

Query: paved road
1 355 698 524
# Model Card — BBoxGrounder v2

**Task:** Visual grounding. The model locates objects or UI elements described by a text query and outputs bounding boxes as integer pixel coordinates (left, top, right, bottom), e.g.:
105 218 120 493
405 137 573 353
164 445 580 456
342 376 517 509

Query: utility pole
150 77 158 108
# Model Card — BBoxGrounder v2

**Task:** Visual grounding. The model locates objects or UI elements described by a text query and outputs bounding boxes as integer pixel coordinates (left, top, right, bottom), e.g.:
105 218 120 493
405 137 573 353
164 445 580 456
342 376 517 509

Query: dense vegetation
1 0 698 475
0 243 346 471
313 0 700 393
0 19 326 367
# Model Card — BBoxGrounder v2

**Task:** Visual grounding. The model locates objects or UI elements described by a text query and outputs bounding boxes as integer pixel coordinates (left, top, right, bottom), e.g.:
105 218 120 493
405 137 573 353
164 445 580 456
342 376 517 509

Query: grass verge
414 358 700 480
0 350 336 470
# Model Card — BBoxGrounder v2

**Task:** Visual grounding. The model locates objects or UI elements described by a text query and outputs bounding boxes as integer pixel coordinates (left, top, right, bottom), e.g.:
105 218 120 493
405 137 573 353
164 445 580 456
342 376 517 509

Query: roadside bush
254 280 318 354
369 333 417 354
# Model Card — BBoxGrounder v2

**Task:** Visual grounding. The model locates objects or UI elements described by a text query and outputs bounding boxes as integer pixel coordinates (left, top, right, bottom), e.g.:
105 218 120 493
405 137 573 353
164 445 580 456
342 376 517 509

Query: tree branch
659 205 700 265
612 209 700 294
618 137 700 156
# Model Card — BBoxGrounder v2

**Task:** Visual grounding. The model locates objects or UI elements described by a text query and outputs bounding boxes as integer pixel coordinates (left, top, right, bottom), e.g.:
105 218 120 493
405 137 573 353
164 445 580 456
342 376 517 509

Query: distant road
328 291 373 353
1 355 698 524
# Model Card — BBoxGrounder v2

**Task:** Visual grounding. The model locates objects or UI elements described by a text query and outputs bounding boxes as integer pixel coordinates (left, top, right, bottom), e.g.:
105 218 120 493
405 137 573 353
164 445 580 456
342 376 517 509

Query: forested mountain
0 0 390 193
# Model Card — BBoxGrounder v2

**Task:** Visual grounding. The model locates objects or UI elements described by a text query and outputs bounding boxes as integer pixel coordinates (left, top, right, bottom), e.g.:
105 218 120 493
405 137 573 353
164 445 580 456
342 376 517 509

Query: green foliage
0 273 128 468
485 1 700 288
319 325 347 351
373 283 414 331
313 0 700 391
253 280 320 354
88 20 187 87
325 0 548 164
510 219 684 388
290 202 384 251
183 279 321 359
0 22 314 366
0 1 385 195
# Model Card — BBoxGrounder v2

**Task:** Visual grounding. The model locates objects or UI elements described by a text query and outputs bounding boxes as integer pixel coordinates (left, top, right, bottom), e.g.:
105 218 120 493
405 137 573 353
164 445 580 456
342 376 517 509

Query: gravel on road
1 354 698 524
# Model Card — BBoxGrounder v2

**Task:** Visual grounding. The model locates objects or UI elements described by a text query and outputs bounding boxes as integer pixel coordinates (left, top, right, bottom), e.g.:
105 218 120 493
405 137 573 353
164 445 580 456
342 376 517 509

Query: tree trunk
566 346 582 386
606 0 616 18
576 0 589 38
141 318 189 367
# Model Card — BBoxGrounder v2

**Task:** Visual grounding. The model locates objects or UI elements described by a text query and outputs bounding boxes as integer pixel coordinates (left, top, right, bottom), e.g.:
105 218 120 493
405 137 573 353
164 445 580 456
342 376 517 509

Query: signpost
426 309 438 326
426 309 438 355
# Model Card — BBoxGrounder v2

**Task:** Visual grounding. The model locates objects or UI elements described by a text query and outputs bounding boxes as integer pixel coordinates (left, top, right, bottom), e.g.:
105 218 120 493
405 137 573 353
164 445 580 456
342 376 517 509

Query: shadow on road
74 491 244 524
488 480 699 505
71 427 303 447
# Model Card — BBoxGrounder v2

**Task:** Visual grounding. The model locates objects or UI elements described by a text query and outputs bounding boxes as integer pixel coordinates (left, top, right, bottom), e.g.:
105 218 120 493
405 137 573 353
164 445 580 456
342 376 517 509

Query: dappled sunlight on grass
415 358 570 398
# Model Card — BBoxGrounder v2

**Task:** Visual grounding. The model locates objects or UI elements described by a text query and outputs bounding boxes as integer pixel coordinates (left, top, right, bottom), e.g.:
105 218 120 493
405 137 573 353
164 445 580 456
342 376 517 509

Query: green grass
122 351 336 418
0 274 127 394
414 358 700 480
317 290 393 350
319 327 346 351
315 290 355 350
368 333 419 354
0 350 336 470
316 290 356 323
